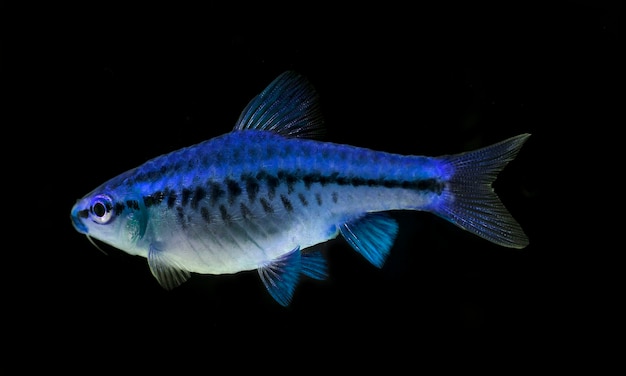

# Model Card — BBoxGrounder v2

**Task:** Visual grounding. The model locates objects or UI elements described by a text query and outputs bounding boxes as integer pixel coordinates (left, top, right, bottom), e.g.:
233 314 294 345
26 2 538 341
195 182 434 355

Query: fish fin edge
147 244 191 290
258 246 302 307
301 249 328 280
434 133 531 249
339 212 399 268
233 71 325 139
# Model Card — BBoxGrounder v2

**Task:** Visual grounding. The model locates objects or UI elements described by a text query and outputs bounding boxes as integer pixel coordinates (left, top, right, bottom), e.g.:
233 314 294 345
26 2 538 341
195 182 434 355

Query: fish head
71 186 147 256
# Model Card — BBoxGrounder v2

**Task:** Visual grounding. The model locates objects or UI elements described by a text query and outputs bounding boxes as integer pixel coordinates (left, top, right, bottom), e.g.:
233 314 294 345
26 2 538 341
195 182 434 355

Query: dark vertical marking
176 206 186 228
167 190 177 209
278 170 299 194
332 192 338 204
258 171 279 200
240 203 252 219
244 175 260 203
298 193 308 206
267 175 279 200
219 205 230 222
181 188 192 206
260 197 274 213
280 194 293 212
191 187 206 210
143 190 165 208
315 193 322 206
126 200 139 210
209 182 225 206
226 178 242 204
114 203 125 216
303 173 320 189
201 207 211 224
143 196 155 208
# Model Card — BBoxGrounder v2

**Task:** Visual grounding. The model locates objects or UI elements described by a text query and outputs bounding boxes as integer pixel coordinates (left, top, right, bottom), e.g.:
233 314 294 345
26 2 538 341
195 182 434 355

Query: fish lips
70 202 89 234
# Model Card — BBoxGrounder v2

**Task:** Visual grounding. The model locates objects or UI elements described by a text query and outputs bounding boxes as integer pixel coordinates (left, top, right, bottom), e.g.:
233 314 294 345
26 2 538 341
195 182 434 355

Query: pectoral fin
147 244 191 290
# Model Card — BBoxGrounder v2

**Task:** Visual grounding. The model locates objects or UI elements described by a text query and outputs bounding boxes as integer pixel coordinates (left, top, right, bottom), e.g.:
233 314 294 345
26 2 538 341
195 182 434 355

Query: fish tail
433 133 531 248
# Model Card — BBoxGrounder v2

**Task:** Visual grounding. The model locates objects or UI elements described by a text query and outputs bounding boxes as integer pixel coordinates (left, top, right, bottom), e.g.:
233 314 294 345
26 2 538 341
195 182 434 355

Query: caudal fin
434 133 531 249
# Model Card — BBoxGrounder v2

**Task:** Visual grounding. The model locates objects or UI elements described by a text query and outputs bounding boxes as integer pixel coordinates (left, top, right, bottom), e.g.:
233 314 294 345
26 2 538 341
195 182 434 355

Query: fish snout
71 201 89 234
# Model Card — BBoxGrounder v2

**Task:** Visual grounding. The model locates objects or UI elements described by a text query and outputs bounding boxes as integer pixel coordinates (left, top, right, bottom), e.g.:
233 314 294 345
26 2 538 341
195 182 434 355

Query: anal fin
257 246 329 306
258 247 302 307
339 213 399 268
301 250 328 280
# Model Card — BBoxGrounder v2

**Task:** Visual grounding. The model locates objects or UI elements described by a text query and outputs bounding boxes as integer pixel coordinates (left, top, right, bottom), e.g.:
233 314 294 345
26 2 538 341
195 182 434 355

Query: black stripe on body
139 170 443 222
251 169 443 194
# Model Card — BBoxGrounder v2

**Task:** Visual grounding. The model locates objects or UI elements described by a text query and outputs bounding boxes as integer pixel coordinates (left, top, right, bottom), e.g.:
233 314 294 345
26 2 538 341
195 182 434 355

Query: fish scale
71 71 530 306
129 131 438 273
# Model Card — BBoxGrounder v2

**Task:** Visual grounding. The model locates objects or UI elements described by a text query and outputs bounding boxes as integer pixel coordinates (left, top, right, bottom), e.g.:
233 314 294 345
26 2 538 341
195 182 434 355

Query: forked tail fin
434 133 531 248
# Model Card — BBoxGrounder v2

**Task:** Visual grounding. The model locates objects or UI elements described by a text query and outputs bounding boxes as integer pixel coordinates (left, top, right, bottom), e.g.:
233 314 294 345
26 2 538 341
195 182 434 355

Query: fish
71 70 530 306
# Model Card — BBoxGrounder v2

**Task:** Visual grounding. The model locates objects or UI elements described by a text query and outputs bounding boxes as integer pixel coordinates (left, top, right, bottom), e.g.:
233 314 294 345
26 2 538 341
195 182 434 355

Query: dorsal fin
233 71 325 139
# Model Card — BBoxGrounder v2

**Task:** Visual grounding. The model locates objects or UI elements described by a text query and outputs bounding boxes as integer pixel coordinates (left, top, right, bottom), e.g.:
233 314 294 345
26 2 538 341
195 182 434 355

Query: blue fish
71 71 530 306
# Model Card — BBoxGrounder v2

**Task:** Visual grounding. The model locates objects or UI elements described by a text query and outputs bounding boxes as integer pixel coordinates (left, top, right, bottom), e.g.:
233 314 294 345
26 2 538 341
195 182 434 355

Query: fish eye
90 194 114 224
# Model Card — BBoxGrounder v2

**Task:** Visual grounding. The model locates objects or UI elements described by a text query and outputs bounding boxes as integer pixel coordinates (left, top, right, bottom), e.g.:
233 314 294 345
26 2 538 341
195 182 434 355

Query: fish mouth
71 202 89 234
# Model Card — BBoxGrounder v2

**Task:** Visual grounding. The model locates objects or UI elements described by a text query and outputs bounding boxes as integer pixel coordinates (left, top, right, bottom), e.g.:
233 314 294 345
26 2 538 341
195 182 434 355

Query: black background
5 1 620 367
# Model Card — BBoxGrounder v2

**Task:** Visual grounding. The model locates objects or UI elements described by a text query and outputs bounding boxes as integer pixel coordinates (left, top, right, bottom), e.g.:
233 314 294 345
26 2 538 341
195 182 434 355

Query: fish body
71 71 530 306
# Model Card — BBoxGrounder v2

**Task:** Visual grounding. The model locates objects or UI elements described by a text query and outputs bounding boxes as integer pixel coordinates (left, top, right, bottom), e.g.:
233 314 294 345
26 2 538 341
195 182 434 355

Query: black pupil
93 202 107 217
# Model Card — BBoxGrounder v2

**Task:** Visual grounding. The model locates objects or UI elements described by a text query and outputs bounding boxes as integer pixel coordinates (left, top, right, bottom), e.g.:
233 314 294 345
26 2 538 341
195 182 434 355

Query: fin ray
258 247 302 306
339 213 399 268
233 71 325 139
147 244 191 290
301 250 328 280
434 133 530 248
